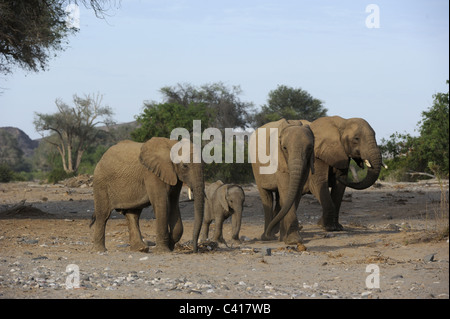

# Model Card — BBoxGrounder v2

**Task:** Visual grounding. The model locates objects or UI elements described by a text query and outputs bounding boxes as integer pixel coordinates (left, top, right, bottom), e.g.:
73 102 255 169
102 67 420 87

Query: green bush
47 168 75 184
0 163 13 182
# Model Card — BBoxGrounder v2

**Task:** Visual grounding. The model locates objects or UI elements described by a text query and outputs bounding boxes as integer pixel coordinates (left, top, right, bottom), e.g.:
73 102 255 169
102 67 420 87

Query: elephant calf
200 180 245 246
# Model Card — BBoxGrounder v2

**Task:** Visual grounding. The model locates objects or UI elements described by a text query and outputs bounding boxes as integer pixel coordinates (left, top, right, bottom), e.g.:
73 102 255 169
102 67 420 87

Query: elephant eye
182 163 188 169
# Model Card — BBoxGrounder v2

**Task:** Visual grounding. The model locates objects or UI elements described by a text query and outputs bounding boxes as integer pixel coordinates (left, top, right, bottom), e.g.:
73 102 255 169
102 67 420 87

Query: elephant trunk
192 185 205 252
263 158 306 239
340 142 382 190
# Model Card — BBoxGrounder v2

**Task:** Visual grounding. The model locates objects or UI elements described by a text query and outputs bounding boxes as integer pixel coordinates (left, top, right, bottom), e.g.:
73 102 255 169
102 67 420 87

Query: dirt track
0 178 448 299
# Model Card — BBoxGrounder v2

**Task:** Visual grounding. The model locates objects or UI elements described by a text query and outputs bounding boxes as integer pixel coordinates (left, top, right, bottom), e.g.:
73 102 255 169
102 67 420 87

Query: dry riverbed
0 177 448 300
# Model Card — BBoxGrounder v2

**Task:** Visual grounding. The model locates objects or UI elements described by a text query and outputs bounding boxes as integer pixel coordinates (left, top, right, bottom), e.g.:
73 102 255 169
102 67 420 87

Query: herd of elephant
90 116 383 253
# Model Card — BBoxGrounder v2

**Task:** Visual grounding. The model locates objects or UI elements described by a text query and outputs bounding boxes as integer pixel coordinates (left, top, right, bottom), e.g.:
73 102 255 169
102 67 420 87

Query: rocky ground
0 176 448 300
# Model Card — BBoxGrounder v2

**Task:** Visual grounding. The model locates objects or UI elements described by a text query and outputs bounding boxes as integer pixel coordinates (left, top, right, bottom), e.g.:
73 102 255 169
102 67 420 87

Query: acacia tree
0 0 114 75
34 93 114 173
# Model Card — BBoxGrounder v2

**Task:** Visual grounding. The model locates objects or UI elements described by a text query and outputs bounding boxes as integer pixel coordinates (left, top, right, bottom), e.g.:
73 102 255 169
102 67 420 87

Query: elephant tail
89 214 96 228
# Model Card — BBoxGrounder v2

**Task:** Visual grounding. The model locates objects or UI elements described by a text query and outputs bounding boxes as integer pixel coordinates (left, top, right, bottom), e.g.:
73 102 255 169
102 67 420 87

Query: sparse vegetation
380 81 449 181
34 93 115 174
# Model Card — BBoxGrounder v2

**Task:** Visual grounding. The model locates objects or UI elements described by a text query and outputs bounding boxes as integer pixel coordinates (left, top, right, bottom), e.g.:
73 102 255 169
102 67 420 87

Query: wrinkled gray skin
91 137 205 253
200 180 245 246
300 116 383 231
251 119 315 244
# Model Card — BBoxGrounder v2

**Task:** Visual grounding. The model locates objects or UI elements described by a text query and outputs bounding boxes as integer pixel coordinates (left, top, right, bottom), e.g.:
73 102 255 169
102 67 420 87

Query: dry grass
424 178 449 241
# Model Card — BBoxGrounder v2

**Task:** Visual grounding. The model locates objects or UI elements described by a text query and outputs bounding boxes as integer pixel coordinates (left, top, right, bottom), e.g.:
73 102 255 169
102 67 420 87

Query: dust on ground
0 176 448 299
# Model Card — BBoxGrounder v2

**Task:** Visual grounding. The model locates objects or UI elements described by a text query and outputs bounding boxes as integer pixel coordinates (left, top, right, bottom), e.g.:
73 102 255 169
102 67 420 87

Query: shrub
0 163 13 182
47 168 75 184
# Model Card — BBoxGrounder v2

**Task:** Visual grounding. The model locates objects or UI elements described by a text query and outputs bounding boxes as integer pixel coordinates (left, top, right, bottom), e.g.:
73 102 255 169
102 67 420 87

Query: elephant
90 137 205 253
250 119 315 244
298 116 383 231
200 180 245 246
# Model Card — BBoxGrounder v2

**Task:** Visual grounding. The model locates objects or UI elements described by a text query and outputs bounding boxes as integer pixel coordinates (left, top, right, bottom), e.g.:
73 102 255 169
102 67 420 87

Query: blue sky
0 0 448 141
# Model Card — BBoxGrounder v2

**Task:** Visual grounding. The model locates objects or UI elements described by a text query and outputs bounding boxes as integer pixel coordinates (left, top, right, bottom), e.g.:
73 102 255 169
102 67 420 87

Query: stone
423 253 436 263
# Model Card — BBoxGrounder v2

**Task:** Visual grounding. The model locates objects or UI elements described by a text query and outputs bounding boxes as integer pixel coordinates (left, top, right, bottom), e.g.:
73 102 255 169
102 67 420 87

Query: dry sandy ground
0 177 448 301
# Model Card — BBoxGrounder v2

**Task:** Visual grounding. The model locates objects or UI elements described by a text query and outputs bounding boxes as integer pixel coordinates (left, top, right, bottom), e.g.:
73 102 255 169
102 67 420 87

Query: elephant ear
139 137 178 186
216 185 230 212
310 117 349 170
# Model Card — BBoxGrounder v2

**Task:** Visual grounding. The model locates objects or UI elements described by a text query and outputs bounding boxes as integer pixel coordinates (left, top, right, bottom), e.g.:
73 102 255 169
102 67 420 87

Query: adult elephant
90 137 205 253
250 119 315 244
300 116 383 231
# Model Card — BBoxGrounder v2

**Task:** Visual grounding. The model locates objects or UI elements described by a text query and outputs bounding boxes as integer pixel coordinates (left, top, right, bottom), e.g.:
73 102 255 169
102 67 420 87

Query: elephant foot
92 243 107 252
231 238 242 247
130 242 149 253
284 231 303 245
318 218 344 231
153 244 172 253
260 233 277 241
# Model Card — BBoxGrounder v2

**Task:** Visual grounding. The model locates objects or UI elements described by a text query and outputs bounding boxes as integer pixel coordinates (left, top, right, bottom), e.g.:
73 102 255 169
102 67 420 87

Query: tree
253 85 328 127
131 102 212 142
131 83 256 183
415 81 449 176
0 131 25 171
160 82 255 130
0 0 114 75
380 81 449 179
34 93 114 173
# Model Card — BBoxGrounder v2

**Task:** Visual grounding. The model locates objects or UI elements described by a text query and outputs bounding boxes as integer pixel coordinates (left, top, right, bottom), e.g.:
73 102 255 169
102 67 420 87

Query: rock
423 253 436 263
23 239 39 245
361 291 372 299
262 247 272 256
385 224 400 231
31 256 48 261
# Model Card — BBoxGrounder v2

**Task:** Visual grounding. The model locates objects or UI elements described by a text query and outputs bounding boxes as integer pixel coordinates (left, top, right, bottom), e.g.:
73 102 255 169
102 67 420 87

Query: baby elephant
200 180 245 246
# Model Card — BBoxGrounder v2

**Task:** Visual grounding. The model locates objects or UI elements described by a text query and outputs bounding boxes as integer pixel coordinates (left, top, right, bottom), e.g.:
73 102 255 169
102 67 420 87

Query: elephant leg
168 184 183 248
200 220 211 243
271 191 281 236
153 199 173 253
329 178 346 230
92 190 112 252
311 182 342 231
212 215 226 244
145 182 172 253
124 209 149 253
309 162 343 231
168 202 183 248
313 183 340 231
258 186 277 240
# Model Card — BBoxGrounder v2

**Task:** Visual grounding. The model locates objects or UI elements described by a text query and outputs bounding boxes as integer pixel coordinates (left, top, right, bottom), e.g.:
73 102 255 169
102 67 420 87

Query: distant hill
0 122 139 162
0 127 40 158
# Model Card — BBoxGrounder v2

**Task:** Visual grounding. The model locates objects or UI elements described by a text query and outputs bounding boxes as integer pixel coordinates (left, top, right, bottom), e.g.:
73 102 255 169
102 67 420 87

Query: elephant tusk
364 159 372 168
382 162 388 169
